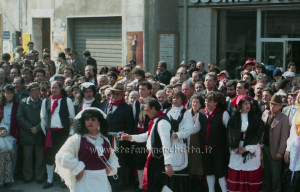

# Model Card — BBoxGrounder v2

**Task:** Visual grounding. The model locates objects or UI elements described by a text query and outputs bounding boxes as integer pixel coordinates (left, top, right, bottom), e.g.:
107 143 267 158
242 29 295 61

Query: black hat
27 82 40 91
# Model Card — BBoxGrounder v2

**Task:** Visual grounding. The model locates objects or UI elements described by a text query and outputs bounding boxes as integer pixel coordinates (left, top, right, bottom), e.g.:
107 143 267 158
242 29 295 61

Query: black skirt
163 166 191 192
201 145 228 178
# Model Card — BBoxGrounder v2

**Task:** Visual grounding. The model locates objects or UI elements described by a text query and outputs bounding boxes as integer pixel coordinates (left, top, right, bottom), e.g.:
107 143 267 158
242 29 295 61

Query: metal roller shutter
73 17 122 68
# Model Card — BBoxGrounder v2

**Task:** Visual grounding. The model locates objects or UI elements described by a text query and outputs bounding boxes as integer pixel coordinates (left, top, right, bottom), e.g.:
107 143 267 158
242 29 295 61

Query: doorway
32 18 50 59
260 39 300 74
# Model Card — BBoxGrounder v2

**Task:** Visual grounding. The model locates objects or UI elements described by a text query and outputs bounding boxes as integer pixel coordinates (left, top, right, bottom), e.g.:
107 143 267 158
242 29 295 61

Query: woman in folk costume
0 124 16 188
74 82 101 115
227 95 265 192
284 91 300 191
165 90 196 192
199 91 230 192
188 93 205 191
55 108 119 192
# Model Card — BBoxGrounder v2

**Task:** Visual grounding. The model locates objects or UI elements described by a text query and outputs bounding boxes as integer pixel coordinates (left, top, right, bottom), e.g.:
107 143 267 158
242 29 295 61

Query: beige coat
261 110 290 160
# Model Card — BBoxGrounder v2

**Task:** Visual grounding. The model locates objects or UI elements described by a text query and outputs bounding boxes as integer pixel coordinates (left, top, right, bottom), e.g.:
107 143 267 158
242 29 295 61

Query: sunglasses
124 69 131 72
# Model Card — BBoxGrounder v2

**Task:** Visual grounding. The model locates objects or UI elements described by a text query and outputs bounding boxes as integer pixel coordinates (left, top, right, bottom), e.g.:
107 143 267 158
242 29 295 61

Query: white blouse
286 112 300 171
228 113 261 171
131 118 172 165
167 106 196 139
41 97 75 135
82 98 95 111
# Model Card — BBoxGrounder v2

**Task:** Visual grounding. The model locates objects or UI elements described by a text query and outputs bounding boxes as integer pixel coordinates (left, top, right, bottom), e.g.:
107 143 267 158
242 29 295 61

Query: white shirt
167 106 196 139
286 112 300 171
41 97 75 135
131 118 172 165
82 98 95 111
194 109 230 130
228 113 261 171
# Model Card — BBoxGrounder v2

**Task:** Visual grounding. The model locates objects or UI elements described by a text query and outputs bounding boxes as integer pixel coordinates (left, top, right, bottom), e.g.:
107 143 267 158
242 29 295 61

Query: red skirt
227 166 262 192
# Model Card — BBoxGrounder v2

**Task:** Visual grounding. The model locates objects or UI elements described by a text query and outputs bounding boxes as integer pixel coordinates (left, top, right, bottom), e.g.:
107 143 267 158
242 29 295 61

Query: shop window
218 10 256 79
262 10 300 38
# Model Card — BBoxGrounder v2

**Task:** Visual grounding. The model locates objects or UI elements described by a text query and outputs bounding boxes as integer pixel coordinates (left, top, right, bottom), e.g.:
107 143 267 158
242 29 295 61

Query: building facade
0 0 299 74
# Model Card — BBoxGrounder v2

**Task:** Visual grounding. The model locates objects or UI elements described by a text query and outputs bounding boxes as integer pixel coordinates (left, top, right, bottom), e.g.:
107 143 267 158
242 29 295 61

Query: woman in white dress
55 108 119 192
227 95 265 192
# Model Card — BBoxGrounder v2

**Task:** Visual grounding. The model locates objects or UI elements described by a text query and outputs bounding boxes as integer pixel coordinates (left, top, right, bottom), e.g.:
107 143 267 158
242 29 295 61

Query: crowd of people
0 41 299 192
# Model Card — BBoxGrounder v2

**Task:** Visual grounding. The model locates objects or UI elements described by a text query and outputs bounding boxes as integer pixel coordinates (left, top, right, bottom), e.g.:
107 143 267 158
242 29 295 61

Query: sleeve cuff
164 156 172 165
131 135 138 142
71 161 85 176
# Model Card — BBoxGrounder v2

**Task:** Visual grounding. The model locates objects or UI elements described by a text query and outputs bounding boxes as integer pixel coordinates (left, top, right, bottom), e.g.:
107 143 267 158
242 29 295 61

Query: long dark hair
1 84 17 105
236 97 255 113
73 109 109 136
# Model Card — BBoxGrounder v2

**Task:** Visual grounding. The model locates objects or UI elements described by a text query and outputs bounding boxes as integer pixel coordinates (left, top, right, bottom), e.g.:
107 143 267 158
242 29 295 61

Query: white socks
46 164 54 183
206 175 227 192
218 177 227 192
137 170 143 189
206 175 216 192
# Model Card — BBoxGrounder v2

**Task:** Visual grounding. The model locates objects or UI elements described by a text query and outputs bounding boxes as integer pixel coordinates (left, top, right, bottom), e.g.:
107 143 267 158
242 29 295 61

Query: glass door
286 41 300 74
261 41 284 76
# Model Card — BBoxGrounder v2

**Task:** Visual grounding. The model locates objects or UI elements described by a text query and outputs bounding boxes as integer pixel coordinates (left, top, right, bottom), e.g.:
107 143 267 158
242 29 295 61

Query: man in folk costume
132 81 153 190
122 98 173 192
74 82 101 115
198 91 230 192
261 94 290 192
103 82 134 192
40 80 75 189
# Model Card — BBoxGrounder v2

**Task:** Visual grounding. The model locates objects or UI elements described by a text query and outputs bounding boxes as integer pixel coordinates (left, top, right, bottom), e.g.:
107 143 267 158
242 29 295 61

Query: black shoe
42 182 53 189
60 181 67 189
36 180 44 184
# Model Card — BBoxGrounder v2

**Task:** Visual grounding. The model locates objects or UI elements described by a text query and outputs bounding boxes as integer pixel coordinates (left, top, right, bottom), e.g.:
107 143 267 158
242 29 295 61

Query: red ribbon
108 99 125 108
50 94 63 114
44 128 62 154
142 151 152 191
147 111 167 136
204 107 220 147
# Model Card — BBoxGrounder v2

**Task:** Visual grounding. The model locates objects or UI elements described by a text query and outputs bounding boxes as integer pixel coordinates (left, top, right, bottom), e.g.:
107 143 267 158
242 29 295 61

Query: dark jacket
0 101 20 140
155 70 172 85
15 88 29 102
85 56 97 70
105 102 134 134
17 97 45 145
227 112 265 148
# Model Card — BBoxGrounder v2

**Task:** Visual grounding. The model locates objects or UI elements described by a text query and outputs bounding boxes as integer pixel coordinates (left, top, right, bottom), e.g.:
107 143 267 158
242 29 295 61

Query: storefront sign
2 31 10 39
159 34 175 70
